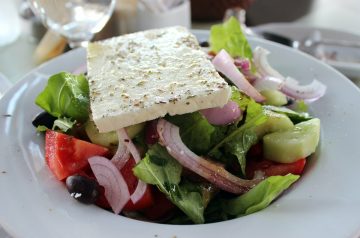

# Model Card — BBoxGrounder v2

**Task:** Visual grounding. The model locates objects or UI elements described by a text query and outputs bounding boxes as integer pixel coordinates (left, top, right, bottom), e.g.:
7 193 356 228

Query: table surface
1 0 360 85
0 0 360 236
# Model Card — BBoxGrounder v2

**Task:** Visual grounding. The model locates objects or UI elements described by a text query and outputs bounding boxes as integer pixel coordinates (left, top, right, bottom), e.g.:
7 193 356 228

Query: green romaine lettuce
133 144 205 224
210 17 253 59
208 100 267 174
230 86 252 111
224 174 299 216
35 72 90 122
205 174 299 222
166 112 227 155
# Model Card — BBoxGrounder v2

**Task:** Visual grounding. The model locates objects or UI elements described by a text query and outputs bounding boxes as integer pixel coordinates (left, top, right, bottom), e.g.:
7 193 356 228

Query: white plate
252 23 360 79
1 34 360 238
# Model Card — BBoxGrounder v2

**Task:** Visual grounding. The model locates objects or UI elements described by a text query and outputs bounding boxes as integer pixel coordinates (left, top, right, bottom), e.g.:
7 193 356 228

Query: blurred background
0 0 359 91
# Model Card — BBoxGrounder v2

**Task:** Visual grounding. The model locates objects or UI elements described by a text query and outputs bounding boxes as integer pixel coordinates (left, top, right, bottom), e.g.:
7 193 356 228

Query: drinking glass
28 0 116 48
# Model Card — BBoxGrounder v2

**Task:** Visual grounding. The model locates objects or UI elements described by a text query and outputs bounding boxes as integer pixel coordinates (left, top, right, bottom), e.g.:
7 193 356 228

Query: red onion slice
117 129 147 203
212 49 265 102
88 156 130 214
253 76 284 92
157 119 261 194
234 58 258 83
111 137 130 171
281 77 327 101
201 100 242 125
253 47 285 79
252 47 327 101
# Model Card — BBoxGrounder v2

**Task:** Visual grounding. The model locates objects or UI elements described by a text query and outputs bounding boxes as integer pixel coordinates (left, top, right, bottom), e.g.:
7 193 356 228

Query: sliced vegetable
262 105 311 123
157 119 261 194
253 47 285 79
142 188 176 221
254 110 294 137
88 156 130 214
85 121 145 147
212 49 265 102
120 157 154 211
246 158 306 179
85 120 118 147
111 140 130 171
200 100 242 125
45 130 108 180
263 118 320 163
281 77 327 101
116 128 148 203
253 47 326 101
35 72 90 122
261 89 288 106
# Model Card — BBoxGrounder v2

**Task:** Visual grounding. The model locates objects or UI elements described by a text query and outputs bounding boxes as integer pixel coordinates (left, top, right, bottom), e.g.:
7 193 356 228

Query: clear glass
28 0 116 48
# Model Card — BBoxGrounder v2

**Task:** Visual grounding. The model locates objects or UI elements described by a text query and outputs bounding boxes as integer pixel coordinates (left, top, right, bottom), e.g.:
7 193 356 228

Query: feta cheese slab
87 26 231 133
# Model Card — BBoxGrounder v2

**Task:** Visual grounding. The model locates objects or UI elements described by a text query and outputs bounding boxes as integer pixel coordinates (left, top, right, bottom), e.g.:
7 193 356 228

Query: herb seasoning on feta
87 26 231 133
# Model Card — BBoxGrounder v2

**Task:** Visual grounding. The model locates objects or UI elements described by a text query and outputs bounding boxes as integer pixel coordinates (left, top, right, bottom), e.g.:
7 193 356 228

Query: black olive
285 98 295 106
32 111 57 128
66 175 100 204
199 41 209 47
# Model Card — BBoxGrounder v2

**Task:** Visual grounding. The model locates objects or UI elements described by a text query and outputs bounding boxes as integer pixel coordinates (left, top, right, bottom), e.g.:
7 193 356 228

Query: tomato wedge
90 157 154 211
246 158 306 179
45 130 109 180
121 157 154 211
142 188 176 221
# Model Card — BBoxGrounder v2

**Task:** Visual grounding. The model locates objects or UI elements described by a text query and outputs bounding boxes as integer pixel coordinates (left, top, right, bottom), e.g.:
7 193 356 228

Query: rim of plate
1 34 360 238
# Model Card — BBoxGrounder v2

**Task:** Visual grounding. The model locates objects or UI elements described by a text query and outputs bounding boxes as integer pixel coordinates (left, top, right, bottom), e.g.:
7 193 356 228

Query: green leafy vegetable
210 17 253 59
133 144 205 224
230 86 251 111
208 101 267 171
205 174 299 222
224 129 258 175
224 174 299 216
35 72 90 122
166 112 227 155
53 117 77 132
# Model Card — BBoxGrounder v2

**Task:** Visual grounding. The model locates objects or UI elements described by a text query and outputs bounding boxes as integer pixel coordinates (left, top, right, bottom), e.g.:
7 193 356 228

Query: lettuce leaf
223 129 258 175
208 100 267 173
133 144 205 224
230 86 251 111
35 72 89 122
205 174 299 222
210 17 253 59
224 174 299 216
166 112 227 155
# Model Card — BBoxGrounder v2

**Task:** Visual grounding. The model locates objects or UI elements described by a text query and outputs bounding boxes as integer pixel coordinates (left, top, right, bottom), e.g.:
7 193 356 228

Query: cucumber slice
261 89 288 106
126 122 145 138
255 110 294 137
85 121 145 147
263 118 320 163
85 121 118 147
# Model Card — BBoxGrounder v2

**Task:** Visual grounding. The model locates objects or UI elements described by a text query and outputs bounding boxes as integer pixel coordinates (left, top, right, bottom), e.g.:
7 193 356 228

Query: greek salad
33 18 326 224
